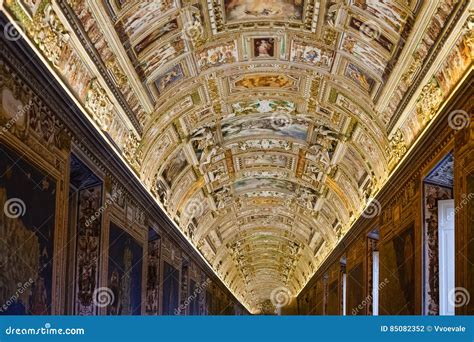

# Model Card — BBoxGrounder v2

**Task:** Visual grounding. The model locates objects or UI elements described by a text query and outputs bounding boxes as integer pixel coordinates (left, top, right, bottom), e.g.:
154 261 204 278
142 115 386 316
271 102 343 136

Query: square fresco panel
0 144 56 315
154 64 184 95
253 38 275 58
107 223 143 315
344 62 376 92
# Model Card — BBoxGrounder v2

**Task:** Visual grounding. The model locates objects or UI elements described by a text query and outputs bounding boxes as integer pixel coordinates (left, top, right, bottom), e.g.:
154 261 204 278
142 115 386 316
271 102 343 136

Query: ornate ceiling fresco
2 0 472 312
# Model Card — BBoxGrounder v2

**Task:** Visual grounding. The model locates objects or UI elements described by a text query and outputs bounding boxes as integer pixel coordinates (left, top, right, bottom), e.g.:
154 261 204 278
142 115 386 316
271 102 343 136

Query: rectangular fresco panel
197 43 238 71
351 0 408 33
290 41 334 68
133 19 179 55
107 223 143 315
0 144 56 315
341 34 387 75
349 17 394 53
234 178 297 193
221 113 309 141
224 0 304 21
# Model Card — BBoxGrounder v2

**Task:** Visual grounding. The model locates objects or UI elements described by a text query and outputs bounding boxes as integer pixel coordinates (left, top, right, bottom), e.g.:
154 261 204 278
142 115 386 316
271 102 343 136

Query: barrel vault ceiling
2 0 472 312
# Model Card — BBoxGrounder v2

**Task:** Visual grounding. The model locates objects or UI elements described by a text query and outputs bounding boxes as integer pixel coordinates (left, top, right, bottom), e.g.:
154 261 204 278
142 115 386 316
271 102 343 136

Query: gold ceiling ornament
85 79 114 131
122 131 143 172
4 0 472 312
415 78 443 125
30 3 69 68
105 60 128 88
387 129 407 167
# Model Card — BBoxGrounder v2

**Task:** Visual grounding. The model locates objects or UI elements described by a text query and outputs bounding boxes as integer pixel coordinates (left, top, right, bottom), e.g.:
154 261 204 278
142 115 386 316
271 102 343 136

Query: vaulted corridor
0 0 472 316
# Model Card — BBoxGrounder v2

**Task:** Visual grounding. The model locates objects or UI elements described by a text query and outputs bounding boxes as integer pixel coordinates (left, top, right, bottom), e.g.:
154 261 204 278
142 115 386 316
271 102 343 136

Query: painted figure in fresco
345 63 375 91
308 124 341 165
189 126 220 169
157 66 183 94
155 179 169 208
255 39 274 57
298 187 318 210
198 44 237 70
290 42 333 67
